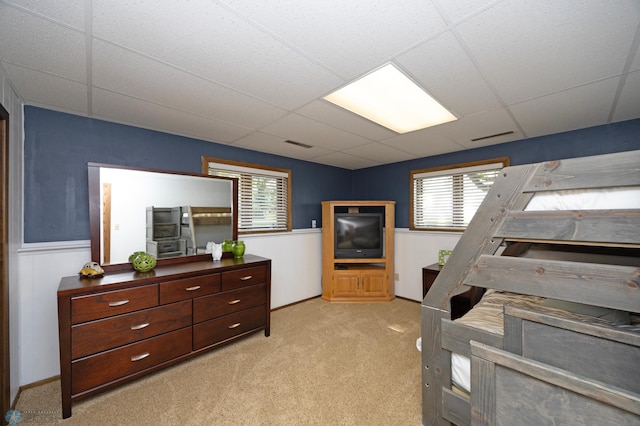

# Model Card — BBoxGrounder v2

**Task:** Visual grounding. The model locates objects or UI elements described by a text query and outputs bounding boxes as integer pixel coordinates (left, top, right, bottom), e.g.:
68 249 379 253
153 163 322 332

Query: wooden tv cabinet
321 200 395 302
57 255 271 418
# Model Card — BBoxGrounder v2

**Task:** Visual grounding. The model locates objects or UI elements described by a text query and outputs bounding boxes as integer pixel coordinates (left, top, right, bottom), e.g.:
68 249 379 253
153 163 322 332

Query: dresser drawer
71 327 192 395
71 300 192 359
193 305 266 350
221 266 267 291
71 285 158 325
159 274 221 304
193 283 267 324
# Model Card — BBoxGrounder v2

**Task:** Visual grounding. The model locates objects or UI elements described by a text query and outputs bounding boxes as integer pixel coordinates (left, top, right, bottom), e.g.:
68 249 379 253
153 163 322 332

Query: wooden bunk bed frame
421 150 640 425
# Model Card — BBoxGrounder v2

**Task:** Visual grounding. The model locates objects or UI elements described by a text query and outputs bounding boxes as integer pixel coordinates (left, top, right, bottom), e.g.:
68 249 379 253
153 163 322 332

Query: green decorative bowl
130 252 157 272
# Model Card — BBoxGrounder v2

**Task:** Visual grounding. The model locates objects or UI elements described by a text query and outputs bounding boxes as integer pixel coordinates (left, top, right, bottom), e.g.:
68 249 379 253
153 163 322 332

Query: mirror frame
88 162 238 272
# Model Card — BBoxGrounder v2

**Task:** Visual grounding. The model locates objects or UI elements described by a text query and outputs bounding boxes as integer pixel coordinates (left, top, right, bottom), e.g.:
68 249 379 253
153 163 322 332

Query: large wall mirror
89 163 238 272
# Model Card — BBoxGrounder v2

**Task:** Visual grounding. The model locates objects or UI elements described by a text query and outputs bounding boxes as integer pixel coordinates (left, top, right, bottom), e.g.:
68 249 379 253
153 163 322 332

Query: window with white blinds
205 158 291 233
411 158 508 231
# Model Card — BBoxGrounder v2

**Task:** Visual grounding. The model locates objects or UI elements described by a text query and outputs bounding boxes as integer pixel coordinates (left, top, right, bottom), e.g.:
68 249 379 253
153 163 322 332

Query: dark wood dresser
57 255 271 418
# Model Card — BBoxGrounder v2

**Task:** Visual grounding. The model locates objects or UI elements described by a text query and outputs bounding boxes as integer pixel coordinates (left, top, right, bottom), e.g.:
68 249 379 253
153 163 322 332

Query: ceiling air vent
471 131 514 142
284 140 313 149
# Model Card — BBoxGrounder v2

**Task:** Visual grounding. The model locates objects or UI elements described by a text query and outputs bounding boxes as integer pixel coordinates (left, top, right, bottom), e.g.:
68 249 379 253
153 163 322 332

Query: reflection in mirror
89 163 237 270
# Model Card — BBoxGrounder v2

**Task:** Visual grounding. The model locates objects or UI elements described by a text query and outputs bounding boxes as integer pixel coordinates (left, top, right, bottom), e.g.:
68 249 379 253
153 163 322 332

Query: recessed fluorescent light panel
324 63 457 134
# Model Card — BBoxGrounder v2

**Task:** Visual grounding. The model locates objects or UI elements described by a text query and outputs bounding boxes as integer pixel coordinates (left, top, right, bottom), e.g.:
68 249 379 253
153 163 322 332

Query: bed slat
442 388 470 425
470 355 495 426
441 319 502 357
496 209 640 247
464 255 640 312
526 150 640 192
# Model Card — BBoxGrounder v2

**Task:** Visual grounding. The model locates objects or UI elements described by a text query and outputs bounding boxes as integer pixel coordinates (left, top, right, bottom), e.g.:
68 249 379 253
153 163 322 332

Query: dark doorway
0 102 10 416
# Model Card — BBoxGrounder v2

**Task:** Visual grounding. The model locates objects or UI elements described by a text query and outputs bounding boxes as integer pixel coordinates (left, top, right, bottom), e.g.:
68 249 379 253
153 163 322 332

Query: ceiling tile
396 30 501 117
434 108 522 148
3 63 87 113
436 0 502 23
612 70 640 123
4 0 86 29
509 78 620 138
92 0 342 110
630 41 640 72
295 100 396 141
341 142 416 164
307 151 381 170
92 88 252 143
0 3 86 81
457 0 640 104
232 131 332 160
260 113 373 151
221 0 448 79
92 40 288 130
380 128 466 158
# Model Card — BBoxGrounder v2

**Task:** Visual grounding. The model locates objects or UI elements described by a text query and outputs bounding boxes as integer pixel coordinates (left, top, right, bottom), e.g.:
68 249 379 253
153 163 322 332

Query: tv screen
334 213 383 259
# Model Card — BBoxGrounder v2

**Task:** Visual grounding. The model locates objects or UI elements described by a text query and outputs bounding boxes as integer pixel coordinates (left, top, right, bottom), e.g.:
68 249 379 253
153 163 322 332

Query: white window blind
207 161 291 233
412 160 507 230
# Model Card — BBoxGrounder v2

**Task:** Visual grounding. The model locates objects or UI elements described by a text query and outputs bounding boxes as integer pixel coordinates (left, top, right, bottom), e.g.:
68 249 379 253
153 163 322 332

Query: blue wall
23 106 351 242
24 106 640 242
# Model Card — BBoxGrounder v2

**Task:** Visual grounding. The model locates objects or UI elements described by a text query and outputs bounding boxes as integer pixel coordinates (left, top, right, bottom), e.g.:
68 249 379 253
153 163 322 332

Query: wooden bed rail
503 306 640 395
464 255 640 313
470 341 640 425
496 209 640 247
525 150 640 191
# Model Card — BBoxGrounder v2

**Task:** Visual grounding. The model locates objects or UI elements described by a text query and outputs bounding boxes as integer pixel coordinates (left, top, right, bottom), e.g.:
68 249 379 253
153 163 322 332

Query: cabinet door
360 271 387 297
332 271 359 297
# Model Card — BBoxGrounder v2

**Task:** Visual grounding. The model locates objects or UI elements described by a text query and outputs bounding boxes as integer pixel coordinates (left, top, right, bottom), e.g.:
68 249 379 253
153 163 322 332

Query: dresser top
58 254 270 295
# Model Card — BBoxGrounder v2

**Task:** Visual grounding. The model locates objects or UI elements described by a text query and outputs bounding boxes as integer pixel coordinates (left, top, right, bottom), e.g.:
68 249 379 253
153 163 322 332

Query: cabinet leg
62 402 71 419
60 371 72 418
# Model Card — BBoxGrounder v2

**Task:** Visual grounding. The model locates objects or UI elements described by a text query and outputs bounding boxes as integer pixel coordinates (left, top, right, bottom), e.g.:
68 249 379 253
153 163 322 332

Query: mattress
451 290 544 393
525 187 640 211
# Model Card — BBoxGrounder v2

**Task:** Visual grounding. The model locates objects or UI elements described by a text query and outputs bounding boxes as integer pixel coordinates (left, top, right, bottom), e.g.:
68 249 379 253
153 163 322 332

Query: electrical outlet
394 273 399 281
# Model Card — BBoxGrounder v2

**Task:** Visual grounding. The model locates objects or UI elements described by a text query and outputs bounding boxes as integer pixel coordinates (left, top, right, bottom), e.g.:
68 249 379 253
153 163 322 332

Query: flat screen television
334 212 383 259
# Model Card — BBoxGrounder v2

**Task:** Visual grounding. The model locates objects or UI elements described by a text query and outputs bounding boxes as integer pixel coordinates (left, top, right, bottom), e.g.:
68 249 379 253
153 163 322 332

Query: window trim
410 157 509 232
202 156 292 234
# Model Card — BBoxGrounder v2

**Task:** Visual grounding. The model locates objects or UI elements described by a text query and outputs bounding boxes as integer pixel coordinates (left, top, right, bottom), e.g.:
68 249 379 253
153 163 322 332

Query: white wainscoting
17 242 93 386
15 228 460 386
241 229 323 309
394 229 462 302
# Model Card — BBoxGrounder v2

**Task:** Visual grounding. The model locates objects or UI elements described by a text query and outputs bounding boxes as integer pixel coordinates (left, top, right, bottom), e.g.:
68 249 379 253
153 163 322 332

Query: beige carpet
14 297 422 425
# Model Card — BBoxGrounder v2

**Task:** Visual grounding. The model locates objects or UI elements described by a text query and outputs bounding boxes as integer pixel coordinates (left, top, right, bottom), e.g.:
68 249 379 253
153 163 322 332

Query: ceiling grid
0 0 638 169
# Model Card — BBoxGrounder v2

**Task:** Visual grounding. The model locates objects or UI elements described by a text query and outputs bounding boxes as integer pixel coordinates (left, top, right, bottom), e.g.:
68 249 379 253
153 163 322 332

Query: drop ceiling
1 0 639 169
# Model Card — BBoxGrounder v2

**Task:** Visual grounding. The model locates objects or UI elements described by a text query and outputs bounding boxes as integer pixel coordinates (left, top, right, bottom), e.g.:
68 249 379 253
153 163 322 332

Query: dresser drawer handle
130 352 150 362
228 323 241 329
240 275 253 281
108 300 129 307
130 322 150 330
185 286 201 291
228 299 241 305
